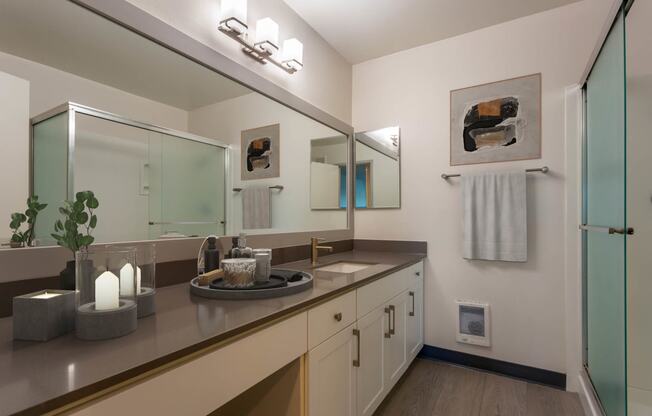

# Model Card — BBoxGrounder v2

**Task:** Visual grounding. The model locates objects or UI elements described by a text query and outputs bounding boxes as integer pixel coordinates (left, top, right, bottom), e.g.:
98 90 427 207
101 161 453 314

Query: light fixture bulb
219 0 247 35
282 38 303 71
254 18 279 55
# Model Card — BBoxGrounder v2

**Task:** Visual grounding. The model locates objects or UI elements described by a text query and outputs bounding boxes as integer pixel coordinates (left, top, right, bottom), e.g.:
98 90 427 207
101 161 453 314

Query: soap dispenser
204 236 220 273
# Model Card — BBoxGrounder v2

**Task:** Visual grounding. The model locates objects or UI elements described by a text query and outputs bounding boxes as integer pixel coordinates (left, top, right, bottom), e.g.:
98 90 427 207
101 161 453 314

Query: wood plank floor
374 359 585 416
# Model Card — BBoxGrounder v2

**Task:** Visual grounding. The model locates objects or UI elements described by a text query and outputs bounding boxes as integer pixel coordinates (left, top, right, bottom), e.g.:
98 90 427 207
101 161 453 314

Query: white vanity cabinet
308 260 424 416
308 323 357 416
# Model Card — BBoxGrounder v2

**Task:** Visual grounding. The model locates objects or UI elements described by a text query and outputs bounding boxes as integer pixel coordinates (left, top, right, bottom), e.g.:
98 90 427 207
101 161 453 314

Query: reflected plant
9 196 48 247
51 191 99 256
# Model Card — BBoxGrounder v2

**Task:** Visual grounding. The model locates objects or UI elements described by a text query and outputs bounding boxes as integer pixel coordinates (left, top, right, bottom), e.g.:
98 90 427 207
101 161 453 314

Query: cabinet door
308 324 357 416
407 280 424 359
384 291 409 388
356 306 387 416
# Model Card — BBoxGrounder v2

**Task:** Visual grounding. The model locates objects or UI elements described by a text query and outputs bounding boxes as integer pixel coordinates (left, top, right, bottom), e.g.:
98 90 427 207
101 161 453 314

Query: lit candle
136 266 142 295
32 291 62 299
95 271 119 310
119 264 135 297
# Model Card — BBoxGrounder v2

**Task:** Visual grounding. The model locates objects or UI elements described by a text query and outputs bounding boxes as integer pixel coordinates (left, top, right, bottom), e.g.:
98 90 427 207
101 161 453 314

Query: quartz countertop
0 250 425 415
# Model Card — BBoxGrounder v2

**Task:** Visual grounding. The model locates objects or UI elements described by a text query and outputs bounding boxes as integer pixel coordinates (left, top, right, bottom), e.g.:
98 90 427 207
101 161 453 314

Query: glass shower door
584 10 627 416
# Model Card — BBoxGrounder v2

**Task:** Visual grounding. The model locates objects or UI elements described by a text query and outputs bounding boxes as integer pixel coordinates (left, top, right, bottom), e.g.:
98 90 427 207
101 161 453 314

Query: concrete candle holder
76 299 137 341
13 290 75 341
136 287 156 318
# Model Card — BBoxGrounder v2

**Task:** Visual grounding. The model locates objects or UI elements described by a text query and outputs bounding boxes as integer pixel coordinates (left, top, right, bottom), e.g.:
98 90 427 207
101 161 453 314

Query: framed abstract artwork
241 123 280 180
450 73 541 166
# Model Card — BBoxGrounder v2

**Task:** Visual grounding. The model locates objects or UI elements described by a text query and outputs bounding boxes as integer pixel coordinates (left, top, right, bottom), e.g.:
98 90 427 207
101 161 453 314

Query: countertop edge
14 253 426 416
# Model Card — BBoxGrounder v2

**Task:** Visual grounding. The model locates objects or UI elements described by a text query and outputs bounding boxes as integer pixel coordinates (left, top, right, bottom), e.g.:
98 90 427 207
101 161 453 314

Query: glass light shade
220 0 247 34
282 38 303 70
255 17 279 54
75 247 137 312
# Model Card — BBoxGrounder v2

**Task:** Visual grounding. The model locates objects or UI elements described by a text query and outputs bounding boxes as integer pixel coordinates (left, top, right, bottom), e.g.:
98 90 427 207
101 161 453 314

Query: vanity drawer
308 291 356 349
357 268 409 319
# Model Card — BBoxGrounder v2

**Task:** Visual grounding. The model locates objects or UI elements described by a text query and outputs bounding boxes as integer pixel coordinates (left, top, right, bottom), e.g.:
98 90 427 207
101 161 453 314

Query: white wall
126 0 352 124
0 71 29 242
188 92 348 233
627 0 652 413
0 51 188 130
352 0 612 378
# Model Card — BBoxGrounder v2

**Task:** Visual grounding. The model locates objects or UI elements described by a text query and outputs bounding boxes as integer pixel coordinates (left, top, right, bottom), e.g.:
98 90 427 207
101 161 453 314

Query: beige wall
352 0 613 384
125 0 352 125
0 71 29 242
188 92 348 233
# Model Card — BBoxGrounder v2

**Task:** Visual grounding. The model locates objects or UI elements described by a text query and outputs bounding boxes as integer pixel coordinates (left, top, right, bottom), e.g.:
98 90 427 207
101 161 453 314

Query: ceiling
0 0 252 111
283 0 582 64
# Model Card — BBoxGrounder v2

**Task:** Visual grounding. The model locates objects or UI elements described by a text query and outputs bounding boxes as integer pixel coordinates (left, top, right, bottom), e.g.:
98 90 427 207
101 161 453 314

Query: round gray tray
190 269 313 300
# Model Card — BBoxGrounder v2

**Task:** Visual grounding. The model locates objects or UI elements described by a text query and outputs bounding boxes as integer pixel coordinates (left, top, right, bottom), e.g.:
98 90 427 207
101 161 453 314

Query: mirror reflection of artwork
241 124 280 180
450 74 541 166
354 126 400 209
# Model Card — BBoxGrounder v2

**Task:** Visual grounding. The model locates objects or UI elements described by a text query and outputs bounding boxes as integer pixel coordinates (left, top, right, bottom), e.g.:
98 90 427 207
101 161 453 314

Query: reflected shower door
584 10 627 416
148 133 226 238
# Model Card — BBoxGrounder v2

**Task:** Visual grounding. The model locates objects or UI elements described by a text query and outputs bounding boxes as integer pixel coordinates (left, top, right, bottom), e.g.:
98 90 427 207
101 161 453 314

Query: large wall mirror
354 126 401 209
0 0 351 247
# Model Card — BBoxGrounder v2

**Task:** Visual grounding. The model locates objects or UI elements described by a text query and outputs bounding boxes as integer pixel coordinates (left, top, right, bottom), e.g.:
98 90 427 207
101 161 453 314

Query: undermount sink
315 261 374 273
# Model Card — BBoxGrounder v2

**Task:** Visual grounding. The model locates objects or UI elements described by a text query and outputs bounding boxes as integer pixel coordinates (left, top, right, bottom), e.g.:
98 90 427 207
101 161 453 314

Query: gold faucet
311 237 333 266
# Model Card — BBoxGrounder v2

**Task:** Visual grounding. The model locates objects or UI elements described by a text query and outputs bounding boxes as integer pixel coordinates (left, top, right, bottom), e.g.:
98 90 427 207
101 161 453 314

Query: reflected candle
95 271 119 310
119 264 135 297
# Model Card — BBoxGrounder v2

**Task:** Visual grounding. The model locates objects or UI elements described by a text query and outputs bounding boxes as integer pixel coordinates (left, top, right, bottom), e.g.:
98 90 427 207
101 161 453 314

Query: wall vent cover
456 300 491 347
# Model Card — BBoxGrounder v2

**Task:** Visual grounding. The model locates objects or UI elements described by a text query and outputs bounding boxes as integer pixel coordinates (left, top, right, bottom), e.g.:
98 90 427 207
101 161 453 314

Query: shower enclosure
31 102 228 245
582 1 651 415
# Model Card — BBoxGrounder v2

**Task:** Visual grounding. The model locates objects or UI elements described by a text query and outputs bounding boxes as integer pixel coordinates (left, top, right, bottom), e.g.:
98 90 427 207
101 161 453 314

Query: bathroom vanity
0 250 424 415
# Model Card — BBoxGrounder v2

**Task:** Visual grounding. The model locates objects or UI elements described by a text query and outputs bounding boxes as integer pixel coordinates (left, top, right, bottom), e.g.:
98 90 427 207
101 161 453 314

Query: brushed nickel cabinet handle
334 312 343 322
409 291 415 317
353 328 360 367
389 305 396 335
384 307 392 338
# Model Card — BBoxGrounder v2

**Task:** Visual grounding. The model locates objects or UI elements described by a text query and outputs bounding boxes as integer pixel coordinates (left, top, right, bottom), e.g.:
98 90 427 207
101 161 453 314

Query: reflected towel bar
441 166 549 180
233 185 284 192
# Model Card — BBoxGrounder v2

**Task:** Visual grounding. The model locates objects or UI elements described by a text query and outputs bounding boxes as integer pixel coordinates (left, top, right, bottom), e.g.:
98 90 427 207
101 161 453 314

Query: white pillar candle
119 263 135 297
95 271 119 311
136 266 142 295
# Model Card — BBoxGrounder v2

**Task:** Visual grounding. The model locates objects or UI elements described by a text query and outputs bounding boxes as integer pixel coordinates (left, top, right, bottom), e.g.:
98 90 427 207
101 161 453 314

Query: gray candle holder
137 287 156 318
76 300 137 341
13 290 75 342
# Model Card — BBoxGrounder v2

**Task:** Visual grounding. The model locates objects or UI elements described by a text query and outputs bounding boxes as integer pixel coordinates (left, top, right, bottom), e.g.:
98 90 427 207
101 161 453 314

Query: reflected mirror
0 0 350 247
354 126 401 209
310 136 349 210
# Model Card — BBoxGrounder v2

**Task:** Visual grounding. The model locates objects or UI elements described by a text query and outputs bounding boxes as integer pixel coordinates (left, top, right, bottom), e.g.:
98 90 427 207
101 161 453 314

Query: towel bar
441 166 549 180
233 185 284 192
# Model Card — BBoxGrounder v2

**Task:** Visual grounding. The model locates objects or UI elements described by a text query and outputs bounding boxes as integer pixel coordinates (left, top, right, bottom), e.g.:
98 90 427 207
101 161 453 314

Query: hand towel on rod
242 186 271 229
462 171 527 262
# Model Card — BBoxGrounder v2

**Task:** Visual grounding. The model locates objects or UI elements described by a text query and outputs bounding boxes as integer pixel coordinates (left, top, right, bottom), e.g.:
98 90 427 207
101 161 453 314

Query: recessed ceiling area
283 0 582 64
0 0 252 111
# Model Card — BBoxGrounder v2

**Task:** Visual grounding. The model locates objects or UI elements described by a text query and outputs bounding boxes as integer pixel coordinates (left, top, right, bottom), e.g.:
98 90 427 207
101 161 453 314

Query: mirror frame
65 0 355 246
354 127 401 210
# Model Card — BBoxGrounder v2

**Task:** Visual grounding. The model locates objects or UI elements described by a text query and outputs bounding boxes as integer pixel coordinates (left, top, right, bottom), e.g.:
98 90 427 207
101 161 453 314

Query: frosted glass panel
149 133 225 238
32 113 68 245
626 1 652 414
75 114 151 243
585 11 626 416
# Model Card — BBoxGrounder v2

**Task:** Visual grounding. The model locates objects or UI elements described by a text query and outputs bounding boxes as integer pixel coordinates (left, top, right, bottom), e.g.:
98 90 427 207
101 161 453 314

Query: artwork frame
450 73 541 166
241 123 280 180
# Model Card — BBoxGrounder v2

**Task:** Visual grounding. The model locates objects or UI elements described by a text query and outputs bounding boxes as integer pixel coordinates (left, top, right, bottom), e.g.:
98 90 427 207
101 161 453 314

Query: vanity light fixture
218 0 303 74
218 0 248 35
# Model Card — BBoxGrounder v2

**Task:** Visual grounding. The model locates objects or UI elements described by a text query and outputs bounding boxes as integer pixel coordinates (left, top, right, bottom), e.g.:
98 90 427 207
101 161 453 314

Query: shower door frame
29 101 231 233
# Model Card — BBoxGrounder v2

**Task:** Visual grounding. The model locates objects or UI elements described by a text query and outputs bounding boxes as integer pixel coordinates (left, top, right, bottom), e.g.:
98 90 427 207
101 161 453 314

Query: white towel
242 186 271 229
462 171 527 262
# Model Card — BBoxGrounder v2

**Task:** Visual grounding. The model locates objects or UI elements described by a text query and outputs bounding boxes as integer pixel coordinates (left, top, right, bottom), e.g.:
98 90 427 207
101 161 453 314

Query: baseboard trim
418 345 566 390
577 369 605 416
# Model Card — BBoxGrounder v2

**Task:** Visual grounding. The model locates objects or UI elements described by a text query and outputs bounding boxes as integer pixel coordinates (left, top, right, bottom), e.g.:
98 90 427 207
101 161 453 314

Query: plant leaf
76 212 89 224
89 214 97 228
86 197 99 209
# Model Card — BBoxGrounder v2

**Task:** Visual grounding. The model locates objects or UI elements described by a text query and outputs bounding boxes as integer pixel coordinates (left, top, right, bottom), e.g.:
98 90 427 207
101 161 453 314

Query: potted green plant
8 196 48 248
51 191 99 290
